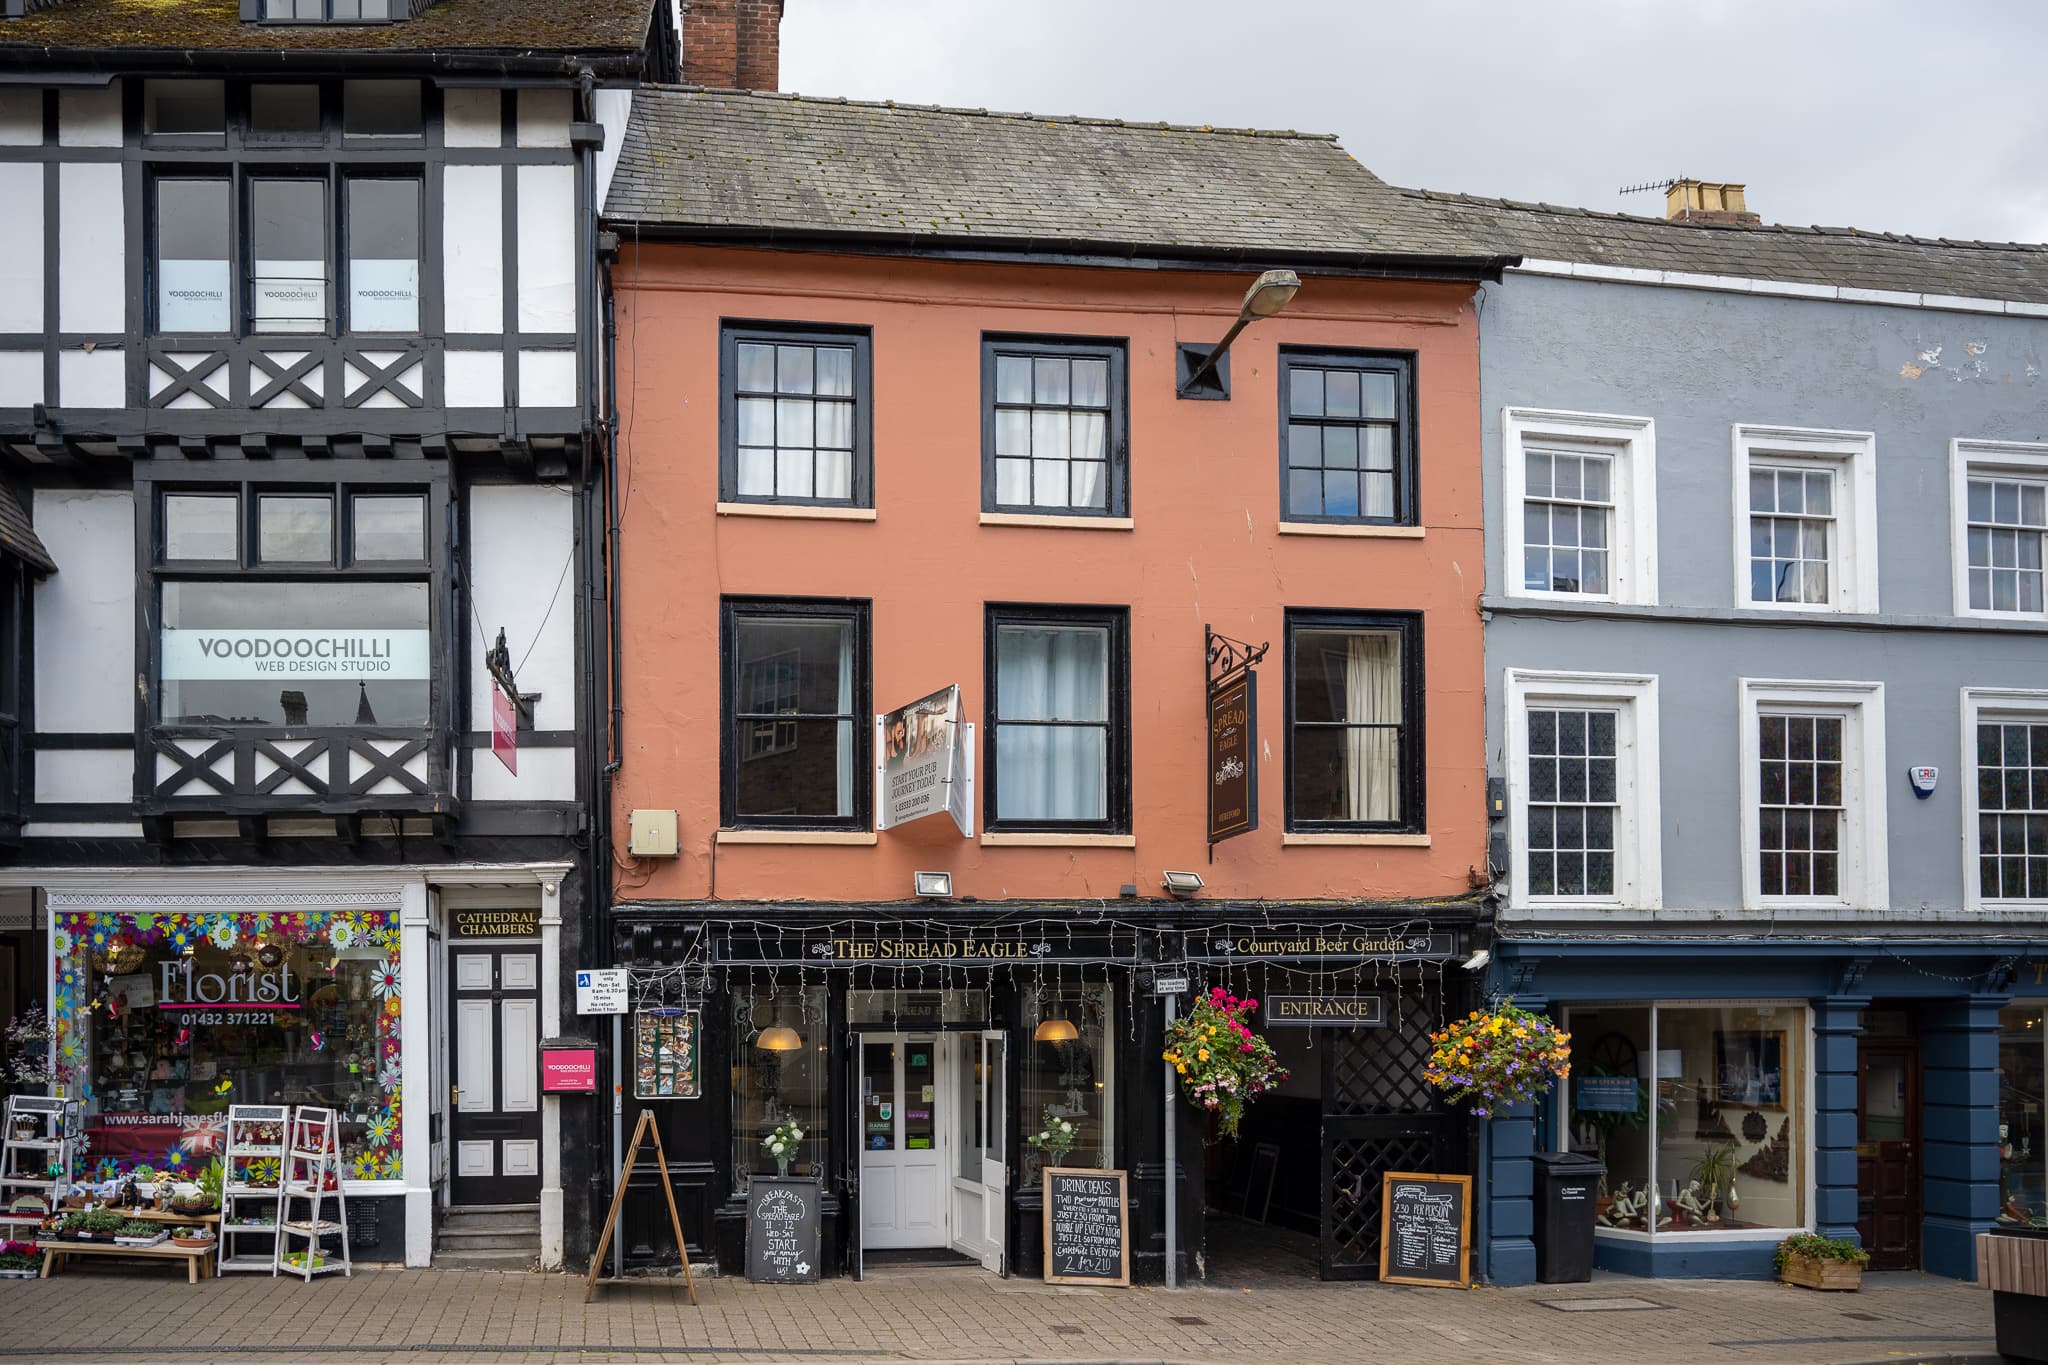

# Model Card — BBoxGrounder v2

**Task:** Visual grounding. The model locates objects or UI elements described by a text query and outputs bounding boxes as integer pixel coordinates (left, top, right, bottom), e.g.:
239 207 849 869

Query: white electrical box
628 808 679 857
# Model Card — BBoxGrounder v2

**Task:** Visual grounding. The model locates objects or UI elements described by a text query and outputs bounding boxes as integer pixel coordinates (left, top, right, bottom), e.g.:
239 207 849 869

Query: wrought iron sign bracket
1205 625 1269 692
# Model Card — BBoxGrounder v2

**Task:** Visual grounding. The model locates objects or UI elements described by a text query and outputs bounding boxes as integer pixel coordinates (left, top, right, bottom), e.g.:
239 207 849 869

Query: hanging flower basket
1424 1001 1571 1118
1163 988 1288 1142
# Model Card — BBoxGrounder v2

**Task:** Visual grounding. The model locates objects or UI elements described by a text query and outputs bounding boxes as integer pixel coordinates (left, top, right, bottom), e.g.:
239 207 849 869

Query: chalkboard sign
1378 1171 1471 1289
1042 1167 1130 1286
747 1177 821 1284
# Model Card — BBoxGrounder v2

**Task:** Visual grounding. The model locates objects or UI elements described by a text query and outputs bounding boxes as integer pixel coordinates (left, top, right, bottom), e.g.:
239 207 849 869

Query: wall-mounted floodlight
1161 870 1205 897
913 871 953 898
1176 269 1303 399
1461 949 1491 973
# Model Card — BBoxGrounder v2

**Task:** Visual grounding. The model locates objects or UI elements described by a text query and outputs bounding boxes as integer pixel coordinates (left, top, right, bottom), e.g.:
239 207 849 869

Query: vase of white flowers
1025 1106 1076 1167
762 1118 804 1178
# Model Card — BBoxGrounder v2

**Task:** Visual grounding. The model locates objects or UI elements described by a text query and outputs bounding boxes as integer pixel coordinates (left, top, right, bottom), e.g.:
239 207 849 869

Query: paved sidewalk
0 1262 1999 1365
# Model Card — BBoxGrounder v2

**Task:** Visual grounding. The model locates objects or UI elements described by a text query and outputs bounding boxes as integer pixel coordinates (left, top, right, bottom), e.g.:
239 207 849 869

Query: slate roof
0 488 54 576
605 87 1512 271
0 0 657 59
1406 188 2048 307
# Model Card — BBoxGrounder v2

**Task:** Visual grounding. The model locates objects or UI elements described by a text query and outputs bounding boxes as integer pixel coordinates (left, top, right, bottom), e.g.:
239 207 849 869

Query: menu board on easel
1043 1168 1129 1286
634 1009 700 1099
1378 1171 1471 1289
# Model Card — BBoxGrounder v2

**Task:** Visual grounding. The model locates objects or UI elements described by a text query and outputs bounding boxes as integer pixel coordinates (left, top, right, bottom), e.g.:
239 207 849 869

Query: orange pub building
597 87 1513 1283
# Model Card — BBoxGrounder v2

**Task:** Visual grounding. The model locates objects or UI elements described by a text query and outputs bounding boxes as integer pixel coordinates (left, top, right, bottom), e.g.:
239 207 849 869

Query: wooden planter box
1780 1252 1863 1291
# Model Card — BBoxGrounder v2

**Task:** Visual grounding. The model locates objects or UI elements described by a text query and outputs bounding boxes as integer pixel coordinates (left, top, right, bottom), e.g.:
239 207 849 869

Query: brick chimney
1664 180 1761 227
681 0 785 91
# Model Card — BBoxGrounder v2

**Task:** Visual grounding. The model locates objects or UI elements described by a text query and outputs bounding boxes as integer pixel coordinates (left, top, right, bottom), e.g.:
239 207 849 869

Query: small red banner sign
541 1048 597 1093
491 684 518 776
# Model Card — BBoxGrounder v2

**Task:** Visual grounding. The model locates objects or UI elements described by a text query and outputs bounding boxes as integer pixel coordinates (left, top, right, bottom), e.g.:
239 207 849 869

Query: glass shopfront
1563 1002 1806 1237
730 983 826 1190
1020 982 1115 1182
51 907 403 1183
2000 1003 2046 1228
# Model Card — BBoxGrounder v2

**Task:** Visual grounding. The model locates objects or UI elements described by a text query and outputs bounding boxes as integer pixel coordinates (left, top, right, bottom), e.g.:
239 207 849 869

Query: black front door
450 945 542 1205
1318 983 1462 1280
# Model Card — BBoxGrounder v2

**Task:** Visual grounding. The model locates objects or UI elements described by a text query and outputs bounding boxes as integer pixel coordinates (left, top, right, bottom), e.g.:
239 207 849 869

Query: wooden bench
39 1238 215 1284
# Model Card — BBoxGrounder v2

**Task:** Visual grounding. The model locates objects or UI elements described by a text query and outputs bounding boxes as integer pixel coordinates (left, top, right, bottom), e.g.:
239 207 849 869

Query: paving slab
0 1261 2000 1365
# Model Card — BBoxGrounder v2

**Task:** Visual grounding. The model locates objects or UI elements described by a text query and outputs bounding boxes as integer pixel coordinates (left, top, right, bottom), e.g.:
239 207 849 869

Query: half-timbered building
0 0 676 1268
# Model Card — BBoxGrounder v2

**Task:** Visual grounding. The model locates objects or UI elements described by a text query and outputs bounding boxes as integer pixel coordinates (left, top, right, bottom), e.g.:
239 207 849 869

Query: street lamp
1176 269 1302 399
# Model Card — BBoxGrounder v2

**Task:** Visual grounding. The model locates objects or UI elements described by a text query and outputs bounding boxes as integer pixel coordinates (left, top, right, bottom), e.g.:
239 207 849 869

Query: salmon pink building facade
597 88 1513 1283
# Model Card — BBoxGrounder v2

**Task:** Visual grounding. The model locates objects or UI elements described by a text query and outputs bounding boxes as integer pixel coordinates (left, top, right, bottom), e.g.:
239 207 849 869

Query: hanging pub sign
491 683 519 776
875 684 974 836
1204 626 1267 847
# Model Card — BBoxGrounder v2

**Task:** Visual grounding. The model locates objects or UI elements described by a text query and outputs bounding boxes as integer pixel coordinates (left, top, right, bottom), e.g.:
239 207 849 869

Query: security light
913 870 953 898
1161 870 1205 897
1461 949 1491 972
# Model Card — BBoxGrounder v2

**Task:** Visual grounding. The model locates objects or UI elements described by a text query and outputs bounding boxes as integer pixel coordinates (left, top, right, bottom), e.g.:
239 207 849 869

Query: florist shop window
732 983 826 1191
51 909 403 1182
1563 1003 1805 1235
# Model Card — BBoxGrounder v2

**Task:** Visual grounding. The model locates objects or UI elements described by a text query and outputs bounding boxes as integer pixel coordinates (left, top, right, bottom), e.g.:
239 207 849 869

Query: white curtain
835 626 854 816
997 626 1107 821
1343 634 1401 822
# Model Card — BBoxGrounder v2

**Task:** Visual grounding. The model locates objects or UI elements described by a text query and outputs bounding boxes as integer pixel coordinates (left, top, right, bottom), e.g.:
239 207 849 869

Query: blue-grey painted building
1428 183 2048 1282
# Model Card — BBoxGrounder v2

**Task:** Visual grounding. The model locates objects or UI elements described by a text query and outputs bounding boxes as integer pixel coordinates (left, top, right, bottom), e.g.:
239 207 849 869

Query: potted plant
760 1119 803 1178
1774 1232 1869 1290
0 1240 38 1279
1025 1106 1077 1167
1425 1000 1572 1118
3 1011 53 1100
1688 1143 1738 1223
170 1226 215 1251
113 1219 166 1247
171 1159 223 1216
1163 988 1289 1141
64 1208 126 1242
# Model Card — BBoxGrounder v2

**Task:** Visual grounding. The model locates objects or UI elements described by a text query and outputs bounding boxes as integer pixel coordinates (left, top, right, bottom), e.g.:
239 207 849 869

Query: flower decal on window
370 960 400 1000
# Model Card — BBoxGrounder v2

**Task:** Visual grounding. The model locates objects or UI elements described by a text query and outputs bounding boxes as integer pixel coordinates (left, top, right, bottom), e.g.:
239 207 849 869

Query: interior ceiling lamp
1033 1015 1079 1043
912 870 953 898
756 1024 804 1052
1176 268 1303 399
1161 870 1205 898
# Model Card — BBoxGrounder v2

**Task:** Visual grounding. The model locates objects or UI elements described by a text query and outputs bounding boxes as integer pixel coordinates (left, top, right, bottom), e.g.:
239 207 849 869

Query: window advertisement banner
349 257 419 333
157 258 231 334
161 627 432 681
878 684 967 833
252 259 326 332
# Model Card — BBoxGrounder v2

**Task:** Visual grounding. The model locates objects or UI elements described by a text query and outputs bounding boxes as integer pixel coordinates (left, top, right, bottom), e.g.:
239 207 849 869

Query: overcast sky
780 0 2048 245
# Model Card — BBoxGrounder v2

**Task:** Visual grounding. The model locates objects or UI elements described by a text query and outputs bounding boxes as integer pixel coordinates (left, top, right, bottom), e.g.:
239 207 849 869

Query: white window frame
1503 668 1662 912
1730 425 1878 615
1950 439 2048 620
1961 687 2048 912
1737 678 1888 912
1502 408 1657 604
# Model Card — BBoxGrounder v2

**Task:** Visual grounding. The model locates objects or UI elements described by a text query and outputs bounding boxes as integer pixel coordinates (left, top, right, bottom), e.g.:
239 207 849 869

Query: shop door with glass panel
860 1034 946 1248
451 947 541 1205
1857 1041 1920 1271
949 1031 1008 1273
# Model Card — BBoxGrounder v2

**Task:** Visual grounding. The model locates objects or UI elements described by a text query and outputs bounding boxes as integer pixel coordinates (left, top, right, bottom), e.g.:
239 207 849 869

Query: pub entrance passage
1207 982 1463 1281
857 1031 1006 1275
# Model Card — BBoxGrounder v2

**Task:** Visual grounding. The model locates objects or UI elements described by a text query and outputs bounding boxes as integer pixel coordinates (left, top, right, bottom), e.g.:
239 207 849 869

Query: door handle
451 1085 462 1107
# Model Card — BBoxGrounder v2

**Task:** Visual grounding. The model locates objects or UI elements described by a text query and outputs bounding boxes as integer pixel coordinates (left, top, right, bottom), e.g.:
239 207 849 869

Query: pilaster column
1480 990 1548 1286
1809 996 1867 1242
1921 993 2008 1280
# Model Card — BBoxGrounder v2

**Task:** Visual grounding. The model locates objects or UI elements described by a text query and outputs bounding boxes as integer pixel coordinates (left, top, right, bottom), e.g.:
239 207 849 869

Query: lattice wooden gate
1318 982 1464 1280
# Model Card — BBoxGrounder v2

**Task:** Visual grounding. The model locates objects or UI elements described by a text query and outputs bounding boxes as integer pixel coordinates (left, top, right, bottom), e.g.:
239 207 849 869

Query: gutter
0 45 648 79
604 220 1520 285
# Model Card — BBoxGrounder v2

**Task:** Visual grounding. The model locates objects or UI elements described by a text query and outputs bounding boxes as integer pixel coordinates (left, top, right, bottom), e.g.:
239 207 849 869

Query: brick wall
681 0 785 91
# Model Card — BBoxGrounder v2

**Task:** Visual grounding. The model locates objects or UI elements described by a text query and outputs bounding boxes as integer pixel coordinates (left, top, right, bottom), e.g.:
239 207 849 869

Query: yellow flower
1175 1064 1186 1075
1198 1049 1209 1061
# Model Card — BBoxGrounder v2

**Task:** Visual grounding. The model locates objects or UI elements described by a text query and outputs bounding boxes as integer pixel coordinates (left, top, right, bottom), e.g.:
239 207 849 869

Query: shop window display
1021 982 1113 1181
1565 1003 1804 1235
731 984 825 1191
1999 1004 2046 1227
50 909 402 1183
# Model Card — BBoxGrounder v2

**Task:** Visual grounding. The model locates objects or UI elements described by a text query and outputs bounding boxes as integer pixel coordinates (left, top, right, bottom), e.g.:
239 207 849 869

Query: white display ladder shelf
218 1104 289 1275
0 1095 77 1235
276 1106 349 1280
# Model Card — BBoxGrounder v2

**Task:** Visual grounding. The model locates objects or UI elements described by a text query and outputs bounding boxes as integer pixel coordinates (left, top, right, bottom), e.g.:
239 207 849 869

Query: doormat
1536 1296 1670 1312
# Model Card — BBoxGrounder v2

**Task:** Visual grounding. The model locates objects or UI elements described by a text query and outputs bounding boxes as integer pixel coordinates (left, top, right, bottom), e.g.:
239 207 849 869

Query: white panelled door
859 1034 947 1249
450 946 541 1204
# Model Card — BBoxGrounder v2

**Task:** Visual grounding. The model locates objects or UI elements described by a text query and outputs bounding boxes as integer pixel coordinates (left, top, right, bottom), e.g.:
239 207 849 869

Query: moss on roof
0 0 656 55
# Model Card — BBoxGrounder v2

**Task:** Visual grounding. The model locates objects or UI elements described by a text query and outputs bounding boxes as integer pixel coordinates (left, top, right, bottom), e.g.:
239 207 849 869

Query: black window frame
983 603 1131 835
1276 348 1419 527
719 596 873 832
979 334 1130 518
718 322 875 510
1282 608 1425 833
